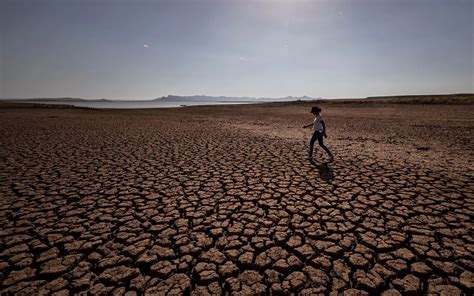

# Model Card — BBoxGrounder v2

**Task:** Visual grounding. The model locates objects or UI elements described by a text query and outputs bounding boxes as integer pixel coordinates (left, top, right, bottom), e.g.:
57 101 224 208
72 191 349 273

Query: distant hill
1 95 317 103
2 94 472 105
15 97 87 102
1 97 111 102
306 93 474 105
365 93 474 104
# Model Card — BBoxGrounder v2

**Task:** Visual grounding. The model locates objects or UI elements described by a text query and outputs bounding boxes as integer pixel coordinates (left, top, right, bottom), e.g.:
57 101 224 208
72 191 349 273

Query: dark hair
311 106 321 113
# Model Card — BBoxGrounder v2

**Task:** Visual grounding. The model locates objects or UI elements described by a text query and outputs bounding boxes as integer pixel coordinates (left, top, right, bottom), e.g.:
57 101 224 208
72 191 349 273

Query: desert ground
0 102 473 295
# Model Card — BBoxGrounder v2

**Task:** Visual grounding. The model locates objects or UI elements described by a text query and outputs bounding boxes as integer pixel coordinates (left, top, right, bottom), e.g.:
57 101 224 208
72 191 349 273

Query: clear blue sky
1 0 472 100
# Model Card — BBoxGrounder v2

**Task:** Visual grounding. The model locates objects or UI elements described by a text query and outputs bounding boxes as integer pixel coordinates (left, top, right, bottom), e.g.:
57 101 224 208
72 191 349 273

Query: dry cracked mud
0 103 473 295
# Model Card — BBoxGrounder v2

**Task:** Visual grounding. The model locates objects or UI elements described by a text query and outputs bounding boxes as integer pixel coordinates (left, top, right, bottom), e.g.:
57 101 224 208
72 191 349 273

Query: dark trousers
309 131 332 158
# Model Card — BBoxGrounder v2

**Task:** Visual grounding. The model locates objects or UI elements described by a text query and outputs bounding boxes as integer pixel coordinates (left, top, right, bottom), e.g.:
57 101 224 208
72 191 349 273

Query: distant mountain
2 97 111 102
366 93 473 100
2 95 319 103
154 95 318 102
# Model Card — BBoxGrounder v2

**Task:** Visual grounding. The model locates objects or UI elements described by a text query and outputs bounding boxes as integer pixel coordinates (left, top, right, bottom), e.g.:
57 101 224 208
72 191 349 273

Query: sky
1 0 473 100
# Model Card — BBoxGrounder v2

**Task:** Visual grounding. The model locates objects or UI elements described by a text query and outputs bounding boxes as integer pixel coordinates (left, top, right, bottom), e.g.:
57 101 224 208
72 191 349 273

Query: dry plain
0 102 473 295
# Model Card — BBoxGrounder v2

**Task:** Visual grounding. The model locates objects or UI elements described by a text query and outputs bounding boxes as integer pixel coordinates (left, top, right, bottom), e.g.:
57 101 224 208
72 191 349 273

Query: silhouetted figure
303 106 333 161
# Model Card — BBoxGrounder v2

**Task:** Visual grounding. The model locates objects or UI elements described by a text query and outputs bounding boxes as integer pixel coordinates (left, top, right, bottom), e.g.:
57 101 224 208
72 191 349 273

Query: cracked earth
0 103 473 295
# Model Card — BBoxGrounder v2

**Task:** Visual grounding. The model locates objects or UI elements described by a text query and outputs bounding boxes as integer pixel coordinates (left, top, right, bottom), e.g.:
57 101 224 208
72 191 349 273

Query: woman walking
303 106 333 161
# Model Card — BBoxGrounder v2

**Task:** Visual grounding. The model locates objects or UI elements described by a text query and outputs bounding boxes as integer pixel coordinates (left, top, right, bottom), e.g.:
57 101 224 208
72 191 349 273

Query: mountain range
153 95 317 103
1 95 319 102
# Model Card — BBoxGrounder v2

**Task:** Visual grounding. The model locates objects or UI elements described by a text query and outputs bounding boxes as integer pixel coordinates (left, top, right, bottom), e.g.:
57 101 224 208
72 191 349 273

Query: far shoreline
1 93 473 110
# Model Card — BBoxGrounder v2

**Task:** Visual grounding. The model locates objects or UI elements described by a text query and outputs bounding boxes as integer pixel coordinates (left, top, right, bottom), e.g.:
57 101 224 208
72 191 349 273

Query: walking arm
303 123 312 128
322 121 328 137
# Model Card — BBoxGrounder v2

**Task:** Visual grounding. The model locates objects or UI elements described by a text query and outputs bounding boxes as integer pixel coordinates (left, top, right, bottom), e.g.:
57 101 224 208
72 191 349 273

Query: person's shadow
310 159 334 182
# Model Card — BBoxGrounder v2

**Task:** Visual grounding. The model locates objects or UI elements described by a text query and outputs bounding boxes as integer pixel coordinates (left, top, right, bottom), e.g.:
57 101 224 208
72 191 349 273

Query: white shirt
313 114 324 132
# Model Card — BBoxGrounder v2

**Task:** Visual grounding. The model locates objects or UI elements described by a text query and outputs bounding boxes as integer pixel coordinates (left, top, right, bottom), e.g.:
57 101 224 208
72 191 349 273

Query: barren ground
0 103 473 295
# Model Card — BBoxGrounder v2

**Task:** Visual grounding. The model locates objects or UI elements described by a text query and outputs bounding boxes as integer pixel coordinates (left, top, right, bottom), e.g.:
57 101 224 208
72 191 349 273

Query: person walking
303 106 333 161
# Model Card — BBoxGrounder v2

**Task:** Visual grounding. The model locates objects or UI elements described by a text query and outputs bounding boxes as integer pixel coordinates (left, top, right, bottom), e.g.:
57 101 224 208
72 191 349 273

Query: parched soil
0 103 473 295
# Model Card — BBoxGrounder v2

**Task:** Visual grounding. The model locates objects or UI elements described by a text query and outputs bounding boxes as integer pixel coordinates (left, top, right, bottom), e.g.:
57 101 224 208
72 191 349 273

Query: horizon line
1 92 473 102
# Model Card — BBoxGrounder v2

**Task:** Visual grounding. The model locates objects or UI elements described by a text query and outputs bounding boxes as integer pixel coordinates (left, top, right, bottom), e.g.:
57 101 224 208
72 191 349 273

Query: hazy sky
1 0 473 100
